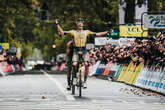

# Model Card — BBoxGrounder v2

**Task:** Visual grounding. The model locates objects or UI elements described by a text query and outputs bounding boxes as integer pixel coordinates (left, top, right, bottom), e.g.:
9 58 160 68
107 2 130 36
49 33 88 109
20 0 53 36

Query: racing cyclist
55 18 108 89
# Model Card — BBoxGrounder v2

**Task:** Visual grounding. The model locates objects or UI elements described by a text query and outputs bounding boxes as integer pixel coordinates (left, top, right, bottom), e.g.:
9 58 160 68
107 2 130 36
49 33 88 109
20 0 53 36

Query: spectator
88 32 165 70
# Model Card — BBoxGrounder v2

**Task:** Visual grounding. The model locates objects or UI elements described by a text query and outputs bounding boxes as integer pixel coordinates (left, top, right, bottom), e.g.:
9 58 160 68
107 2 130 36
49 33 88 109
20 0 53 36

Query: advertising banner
89 61 101 76
103 62 112 76
2 64 15 73
119 38 135 45
136 67 148 88
135 67 165 94
107 38 135 46
120 25 148 37
16 48 22 59
0 63 5 76
117 62 143 84
86 43 94 50
0 43 9 50
158 68 165 93
107 38 119 45
144 14 165 29
95 37 108 46
95 64 106 75
130 63 144 84
113 64 123 80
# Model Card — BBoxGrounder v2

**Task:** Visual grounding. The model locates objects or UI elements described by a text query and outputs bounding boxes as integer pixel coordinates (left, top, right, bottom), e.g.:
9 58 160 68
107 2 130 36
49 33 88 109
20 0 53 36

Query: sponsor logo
138 79 165 89
149 16 165 27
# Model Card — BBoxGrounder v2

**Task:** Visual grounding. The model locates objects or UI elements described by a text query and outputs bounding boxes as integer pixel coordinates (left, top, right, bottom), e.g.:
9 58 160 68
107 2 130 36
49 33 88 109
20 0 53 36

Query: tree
0 0 164 61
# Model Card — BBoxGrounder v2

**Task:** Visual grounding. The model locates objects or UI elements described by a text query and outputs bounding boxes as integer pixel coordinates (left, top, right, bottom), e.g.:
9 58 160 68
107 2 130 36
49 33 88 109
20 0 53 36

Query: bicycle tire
72 84 75 95
79 70 82 97
71 69 75 95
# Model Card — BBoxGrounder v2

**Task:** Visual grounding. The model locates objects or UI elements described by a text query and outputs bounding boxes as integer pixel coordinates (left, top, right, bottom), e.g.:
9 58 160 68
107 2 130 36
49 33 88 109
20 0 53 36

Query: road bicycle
70 48 84 97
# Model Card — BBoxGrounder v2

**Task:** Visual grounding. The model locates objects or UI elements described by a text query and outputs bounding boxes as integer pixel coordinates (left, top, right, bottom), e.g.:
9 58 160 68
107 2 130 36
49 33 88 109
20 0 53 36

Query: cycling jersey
64 30 95 47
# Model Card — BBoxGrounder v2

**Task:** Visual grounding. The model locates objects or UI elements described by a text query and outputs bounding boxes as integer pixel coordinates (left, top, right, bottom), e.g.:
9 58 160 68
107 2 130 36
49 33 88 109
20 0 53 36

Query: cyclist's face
76 21 84 30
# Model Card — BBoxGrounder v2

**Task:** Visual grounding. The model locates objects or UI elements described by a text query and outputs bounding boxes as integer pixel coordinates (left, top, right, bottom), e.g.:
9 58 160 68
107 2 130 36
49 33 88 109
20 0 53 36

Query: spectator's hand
55 19 59 25
156 32 161 38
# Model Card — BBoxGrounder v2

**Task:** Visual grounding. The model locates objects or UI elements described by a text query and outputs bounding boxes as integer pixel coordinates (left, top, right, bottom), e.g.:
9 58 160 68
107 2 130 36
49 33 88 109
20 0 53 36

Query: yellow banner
16 53 22 58
117 62 144 84
120 25 148 37
0 43 9 50
16 48 21 58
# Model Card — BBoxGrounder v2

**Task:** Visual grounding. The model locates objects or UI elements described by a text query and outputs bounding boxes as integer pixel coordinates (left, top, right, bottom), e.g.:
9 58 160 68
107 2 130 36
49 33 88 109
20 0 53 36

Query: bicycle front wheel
71 71 75 95
72 84 75 95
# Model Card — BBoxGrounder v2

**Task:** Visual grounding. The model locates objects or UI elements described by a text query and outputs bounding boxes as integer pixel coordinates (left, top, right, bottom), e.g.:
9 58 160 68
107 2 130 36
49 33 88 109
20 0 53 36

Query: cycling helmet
76 18 84 22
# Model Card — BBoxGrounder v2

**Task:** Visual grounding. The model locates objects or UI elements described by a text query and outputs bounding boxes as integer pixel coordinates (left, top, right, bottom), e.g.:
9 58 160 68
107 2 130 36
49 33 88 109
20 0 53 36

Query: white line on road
138 101 145 104
41 70 75 101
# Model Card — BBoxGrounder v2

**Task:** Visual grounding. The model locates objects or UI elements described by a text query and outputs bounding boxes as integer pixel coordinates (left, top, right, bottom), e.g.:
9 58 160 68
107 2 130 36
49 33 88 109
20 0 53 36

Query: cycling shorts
72 51 89 62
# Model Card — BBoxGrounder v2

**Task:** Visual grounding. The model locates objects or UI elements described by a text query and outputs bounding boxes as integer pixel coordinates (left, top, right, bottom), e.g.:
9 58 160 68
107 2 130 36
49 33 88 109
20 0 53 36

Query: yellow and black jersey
64 30 95 47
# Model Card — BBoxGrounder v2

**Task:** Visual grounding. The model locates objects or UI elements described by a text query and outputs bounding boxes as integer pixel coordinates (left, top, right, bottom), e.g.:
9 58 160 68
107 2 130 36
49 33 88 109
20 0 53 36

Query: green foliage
0 0 164 61
22 41 34 61
148 0 165 12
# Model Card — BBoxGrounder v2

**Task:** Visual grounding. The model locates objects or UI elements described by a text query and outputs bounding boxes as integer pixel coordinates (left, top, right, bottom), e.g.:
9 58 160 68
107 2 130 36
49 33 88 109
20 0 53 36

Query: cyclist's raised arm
55 19 65 35
55 20 74 36
95 31 108 37
86 30 108 37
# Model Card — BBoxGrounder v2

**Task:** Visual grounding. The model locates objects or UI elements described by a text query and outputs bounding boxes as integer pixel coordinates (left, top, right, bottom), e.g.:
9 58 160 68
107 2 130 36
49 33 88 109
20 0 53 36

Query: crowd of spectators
88 32 165 70
0 48 23 66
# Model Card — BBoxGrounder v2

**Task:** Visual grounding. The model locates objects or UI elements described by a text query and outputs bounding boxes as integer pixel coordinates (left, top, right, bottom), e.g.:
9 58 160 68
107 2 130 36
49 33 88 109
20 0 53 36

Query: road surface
0 70 165 110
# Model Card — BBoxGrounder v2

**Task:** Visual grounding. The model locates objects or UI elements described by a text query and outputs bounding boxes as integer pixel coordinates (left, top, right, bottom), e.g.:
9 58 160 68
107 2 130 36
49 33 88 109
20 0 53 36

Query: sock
84 75 87 83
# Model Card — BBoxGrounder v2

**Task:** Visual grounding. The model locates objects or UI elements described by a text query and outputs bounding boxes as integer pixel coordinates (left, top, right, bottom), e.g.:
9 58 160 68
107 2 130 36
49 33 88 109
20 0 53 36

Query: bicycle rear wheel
79 71 82 97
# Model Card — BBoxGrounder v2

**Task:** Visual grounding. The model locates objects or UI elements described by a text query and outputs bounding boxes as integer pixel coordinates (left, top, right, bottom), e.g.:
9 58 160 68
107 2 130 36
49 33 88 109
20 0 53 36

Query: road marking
122 100 128 103
41 70 75 101
153 102 160 104
138 101 145 104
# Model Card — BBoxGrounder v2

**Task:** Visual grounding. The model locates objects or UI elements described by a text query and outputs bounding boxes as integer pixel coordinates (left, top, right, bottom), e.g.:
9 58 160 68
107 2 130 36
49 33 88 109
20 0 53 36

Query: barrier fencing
1 60 164 94
0 62 21 76
89 61 165 94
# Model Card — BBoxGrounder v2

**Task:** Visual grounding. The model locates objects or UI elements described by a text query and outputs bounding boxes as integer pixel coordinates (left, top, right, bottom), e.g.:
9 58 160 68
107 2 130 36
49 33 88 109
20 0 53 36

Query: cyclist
66 40 74 90
55 18 108 89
